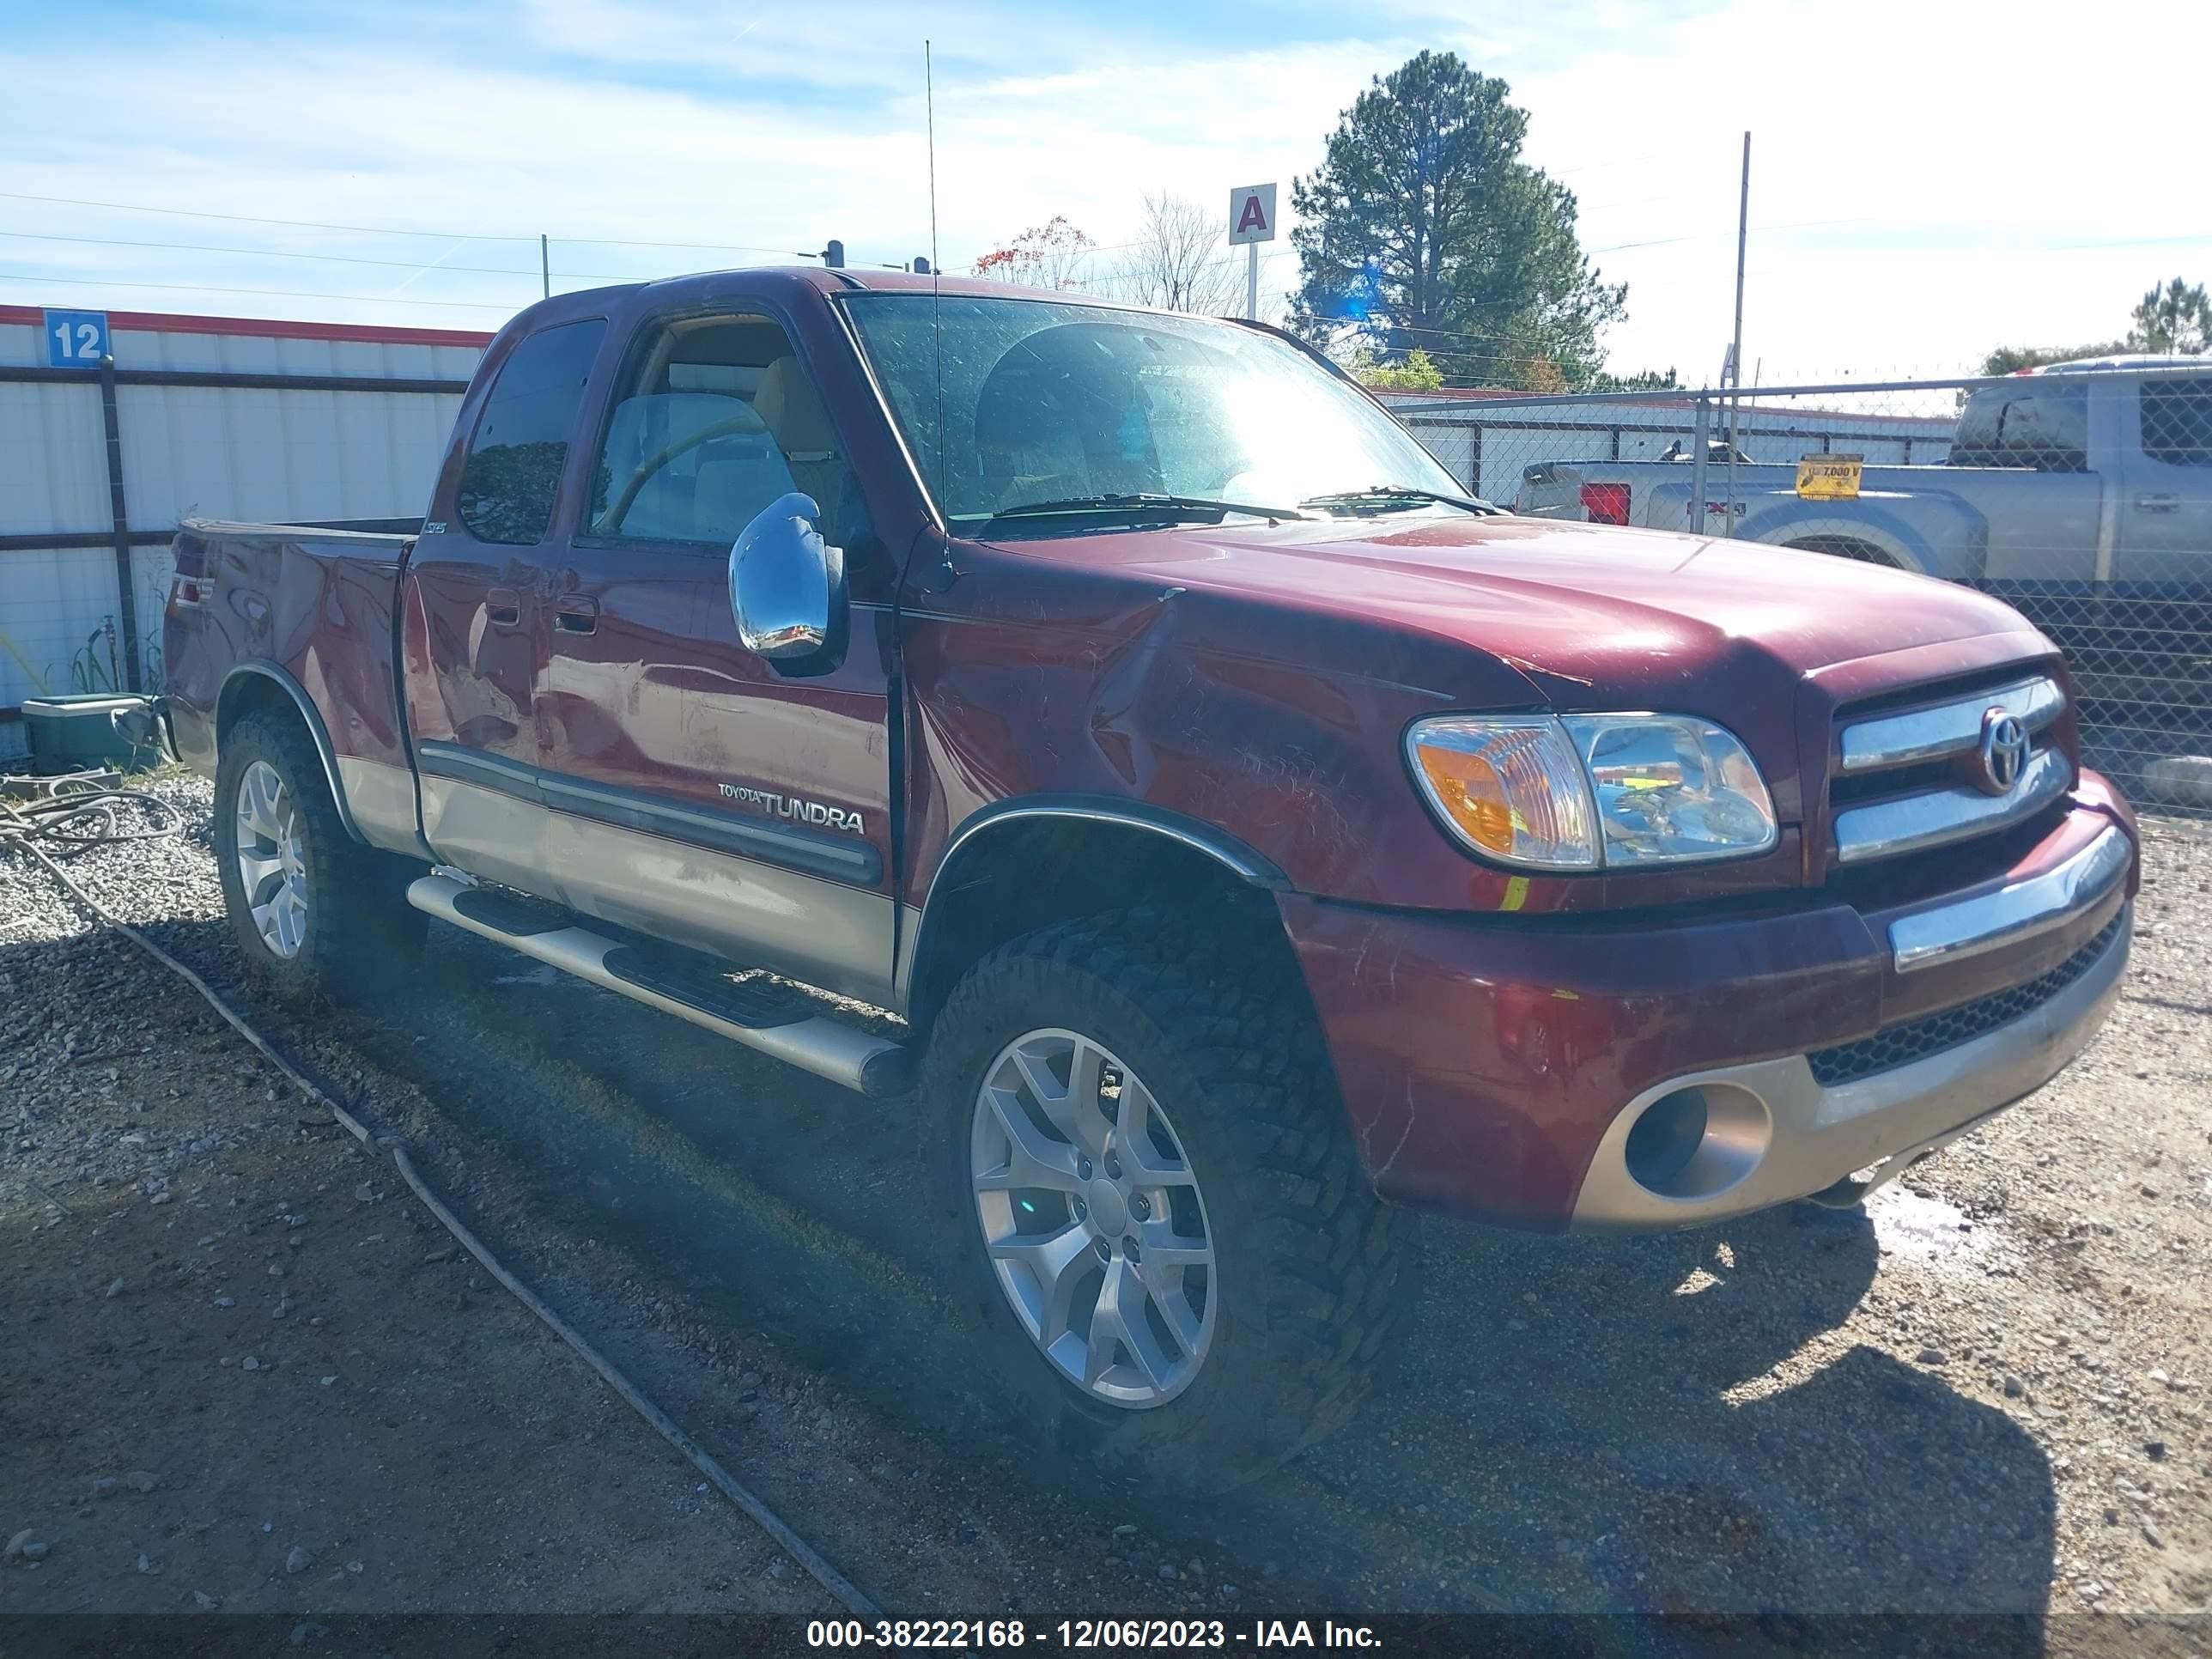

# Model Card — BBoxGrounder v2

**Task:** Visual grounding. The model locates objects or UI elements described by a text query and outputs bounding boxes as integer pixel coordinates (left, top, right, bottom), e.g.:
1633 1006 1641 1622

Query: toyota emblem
1977 708 2029 795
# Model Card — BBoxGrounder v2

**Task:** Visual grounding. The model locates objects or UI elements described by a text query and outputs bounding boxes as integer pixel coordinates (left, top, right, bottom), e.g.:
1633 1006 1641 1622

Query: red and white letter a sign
1227 183 1278 246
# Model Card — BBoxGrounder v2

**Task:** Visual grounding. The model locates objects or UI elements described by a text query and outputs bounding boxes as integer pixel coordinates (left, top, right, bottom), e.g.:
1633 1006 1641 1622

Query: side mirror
728 492 848 673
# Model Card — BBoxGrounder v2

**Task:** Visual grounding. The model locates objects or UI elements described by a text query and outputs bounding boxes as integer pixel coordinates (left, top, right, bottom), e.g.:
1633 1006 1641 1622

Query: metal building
0 306 490 756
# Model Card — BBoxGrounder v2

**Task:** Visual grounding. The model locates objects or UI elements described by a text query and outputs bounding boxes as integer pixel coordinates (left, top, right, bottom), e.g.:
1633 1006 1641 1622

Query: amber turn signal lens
1411 744 1519 854
1406 716 1600 869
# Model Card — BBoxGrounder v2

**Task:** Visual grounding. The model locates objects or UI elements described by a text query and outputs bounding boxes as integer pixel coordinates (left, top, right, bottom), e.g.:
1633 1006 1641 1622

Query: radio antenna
925 40 946 511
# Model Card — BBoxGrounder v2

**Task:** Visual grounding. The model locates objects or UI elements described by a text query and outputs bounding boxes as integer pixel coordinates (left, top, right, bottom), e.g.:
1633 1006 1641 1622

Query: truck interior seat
595 392 795 542
753 356 846 538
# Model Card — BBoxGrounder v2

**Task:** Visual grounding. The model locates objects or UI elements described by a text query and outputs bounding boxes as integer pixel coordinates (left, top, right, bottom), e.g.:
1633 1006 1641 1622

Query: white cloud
0 0 2201 380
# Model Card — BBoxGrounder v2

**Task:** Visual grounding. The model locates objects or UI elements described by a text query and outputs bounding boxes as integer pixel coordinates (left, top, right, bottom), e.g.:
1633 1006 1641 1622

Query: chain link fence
1390 366 2212 817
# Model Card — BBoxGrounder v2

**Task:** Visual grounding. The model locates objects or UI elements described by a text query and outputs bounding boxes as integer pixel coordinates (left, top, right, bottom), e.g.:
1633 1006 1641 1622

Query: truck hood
1030 510 2049 708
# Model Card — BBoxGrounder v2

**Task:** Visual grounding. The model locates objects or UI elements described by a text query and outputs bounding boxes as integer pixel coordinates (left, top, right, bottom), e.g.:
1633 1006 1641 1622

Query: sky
0 0 2203 384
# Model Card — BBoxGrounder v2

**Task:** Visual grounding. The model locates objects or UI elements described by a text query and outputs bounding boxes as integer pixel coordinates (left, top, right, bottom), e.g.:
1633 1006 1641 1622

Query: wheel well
1783 534 1903 568
905 816 1295 1033
213 669 363 844
216 672 299 741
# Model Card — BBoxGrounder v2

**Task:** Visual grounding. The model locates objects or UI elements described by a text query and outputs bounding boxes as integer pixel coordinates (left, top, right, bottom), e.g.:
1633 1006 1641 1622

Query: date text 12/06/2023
805 1620 1384 1649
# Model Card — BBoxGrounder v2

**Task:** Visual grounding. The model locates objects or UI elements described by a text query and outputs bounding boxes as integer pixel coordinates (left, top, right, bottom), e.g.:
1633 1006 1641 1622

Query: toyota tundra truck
162 269 2139 1481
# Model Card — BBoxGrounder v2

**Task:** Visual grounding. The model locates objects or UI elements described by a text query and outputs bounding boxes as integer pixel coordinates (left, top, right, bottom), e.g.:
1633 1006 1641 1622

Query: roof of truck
550 264 1166 309
2025 354 2206 374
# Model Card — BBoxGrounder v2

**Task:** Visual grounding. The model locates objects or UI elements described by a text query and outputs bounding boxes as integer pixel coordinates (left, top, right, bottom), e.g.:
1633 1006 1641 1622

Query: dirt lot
0 776 1202 1632
3 773 2209 1636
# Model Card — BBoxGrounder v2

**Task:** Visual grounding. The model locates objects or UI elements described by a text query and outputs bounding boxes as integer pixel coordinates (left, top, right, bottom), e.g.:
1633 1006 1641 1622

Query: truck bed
161 516 419 794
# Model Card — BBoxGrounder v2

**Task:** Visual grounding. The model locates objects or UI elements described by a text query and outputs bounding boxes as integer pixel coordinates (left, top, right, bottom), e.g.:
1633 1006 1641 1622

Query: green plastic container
21 694 166 771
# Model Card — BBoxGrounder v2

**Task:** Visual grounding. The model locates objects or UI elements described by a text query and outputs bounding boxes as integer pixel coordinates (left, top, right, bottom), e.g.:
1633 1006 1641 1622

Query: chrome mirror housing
729 492 847 665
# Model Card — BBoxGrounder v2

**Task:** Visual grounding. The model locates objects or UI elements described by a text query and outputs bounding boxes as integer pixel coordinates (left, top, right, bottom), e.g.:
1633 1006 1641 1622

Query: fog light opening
1625 1089 1706 1190
1621 1084 1771 1200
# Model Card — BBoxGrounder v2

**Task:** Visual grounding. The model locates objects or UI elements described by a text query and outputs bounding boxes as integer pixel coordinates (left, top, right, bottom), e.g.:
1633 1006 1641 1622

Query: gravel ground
0 774 1191 1625
3 771 2208 1632
0 777 836 1617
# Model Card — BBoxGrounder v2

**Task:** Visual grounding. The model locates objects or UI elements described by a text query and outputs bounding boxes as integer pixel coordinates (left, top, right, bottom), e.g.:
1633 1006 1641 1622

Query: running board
405 874 911 1097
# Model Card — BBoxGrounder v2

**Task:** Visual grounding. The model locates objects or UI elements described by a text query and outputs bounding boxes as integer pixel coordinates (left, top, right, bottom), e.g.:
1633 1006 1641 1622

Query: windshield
841 293 1464 529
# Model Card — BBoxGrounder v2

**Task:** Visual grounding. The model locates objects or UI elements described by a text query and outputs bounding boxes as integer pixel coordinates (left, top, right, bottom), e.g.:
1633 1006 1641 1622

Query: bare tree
1114 193 1245 316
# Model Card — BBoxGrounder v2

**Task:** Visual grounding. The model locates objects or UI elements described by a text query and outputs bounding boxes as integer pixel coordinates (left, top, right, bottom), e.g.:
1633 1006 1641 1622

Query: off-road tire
213 709 424 1004
920 907 1419 1492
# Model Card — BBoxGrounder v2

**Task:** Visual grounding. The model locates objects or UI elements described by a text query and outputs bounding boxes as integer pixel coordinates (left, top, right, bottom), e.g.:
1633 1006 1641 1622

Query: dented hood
1013 510 2049 710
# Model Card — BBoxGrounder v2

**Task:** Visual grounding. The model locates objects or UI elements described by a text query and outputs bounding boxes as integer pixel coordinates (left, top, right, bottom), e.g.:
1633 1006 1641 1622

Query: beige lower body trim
416 774 898 1008
335 756 428 857
1571 906 2130 1229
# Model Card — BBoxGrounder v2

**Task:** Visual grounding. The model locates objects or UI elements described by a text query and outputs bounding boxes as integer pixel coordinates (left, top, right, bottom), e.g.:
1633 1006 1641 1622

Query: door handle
485 586 522 627
2135 492 2180 513
554 595 599 635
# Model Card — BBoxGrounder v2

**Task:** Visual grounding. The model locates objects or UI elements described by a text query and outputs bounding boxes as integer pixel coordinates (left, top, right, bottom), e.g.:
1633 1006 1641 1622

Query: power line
0 189 536 243
0 226 803 283
556 232 823 258
0 270 521 312
0 190 826 259
0 228 574 280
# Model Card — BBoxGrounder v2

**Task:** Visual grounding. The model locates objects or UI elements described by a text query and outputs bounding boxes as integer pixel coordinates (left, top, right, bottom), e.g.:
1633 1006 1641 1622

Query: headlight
1407 713 1778 870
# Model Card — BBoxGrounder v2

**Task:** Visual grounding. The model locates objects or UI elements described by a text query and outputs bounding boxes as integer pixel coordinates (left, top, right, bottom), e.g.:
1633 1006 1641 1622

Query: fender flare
1754 514 1923 572
216 661 367 845
1735 492 1990 580
896 795 1289 1012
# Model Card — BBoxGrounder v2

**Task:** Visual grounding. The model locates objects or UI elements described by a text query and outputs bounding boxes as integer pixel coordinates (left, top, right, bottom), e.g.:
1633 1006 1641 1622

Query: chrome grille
1832 672 2070 866
1807 910 2124 1086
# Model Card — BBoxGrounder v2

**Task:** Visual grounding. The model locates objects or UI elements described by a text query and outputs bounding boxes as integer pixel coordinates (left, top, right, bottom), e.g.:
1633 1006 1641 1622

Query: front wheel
921 909 1419 1490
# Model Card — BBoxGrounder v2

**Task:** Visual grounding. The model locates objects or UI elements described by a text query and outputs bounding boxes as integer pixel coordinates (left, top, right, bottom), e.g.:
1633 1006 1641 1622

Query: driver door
528 301 901 1006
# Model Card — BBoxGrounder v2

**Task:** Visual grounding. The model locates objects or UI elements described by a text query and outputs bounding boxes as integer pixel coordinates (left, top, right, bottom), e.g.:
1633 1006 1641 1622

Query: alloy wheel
969 1028 1217 1408
234 759 308 959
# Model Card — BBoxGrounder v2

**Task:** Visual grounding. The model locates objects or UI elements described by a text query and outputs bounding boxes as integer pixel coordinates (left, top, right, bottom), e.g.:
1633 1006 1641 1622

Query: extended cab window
1949 383 2087 471
456 318 607 544
2141 376 2212 467
586 313 867 556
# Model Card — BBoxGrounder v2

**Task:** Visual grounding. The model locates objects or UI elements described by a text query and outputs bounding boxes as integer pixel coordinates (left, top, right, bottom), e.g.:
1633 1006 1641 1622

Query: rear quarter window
1950 390 2004 465
1949 382 2087 471
2140 376 2212 467
457 319 609 544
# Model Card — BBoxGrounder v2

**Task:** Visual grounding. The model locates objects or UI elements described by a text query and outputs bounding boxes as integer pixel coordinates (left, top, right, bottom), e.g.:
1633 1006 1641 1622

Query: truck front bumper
1279 782 2136 1232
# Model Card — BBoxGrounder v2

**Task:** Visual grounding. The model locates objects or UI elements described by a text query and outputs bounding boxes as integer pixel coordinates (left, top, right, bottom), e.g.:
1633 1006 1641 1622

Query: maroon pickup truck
164 268 2139 1481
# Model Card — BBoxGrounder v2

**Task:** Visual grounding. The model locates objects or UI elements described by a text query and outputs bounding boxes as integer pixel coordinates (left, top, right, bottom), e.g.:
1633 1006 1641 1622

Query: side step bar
405 874 912 1097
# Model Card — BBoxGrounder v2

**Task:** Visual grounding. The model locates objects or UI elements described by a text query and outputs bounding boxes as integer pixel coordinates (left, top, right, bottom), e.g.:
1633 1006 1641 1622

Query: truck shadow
1252 1206 2057 1620
62 915 2057 1623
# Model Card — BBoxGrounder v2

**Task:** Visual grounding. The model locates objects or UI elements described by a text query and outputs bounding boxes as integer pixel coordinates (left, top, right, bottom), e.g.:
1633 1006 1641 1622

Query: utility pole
541 234 550 300
1723 131 1749 538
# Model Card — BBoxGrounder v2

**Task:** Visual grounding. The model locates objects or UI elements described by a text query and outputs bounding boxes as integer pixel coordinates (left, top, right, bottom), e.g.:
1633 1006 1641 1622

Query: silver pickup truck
1513 359 2212 587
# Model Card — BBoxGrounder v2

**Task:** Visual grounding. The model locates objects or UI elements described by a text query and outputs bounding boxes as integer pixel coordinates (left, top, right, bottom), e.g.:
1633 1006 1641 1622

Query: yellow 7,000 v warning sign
1796 453 1863 501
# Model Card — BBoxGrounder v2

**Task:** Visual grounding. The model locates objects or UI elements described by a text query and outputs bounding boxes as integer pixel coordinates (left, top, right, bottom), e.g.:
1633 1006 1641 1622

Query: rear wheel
921 908 1419 1491
213 709 423 1003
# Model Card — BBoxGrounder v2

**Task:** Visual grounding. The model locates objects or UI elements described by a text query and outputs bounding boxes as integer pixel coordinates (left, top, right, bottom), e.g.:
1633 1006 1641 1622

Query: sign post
1227 184 1277 321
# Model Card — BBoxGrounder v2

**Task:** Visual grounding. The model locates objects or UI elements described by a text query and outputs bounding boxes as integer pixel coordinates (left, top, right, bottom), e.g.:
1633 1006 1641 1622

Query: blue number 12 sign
46 308 112 368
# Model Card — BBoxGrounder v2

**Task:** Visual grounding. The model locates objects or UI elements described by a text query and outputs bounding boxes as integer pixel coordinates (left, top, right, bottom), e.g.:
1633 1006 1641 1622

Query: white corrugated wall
0 313 483 757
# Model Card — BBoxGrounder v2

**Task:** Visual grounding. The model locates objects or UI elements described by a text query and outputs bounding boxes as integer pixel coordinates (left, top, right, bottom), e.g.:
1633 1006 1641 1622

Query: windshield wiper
982 493 1310 526
1301 485 1500 516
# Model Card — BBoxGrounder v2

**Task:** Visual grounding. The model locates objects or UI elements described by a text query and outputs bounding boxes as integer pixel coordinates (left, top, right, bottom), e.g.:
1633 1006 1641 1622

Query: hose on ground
1 788 883 1621
0 784 186 858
